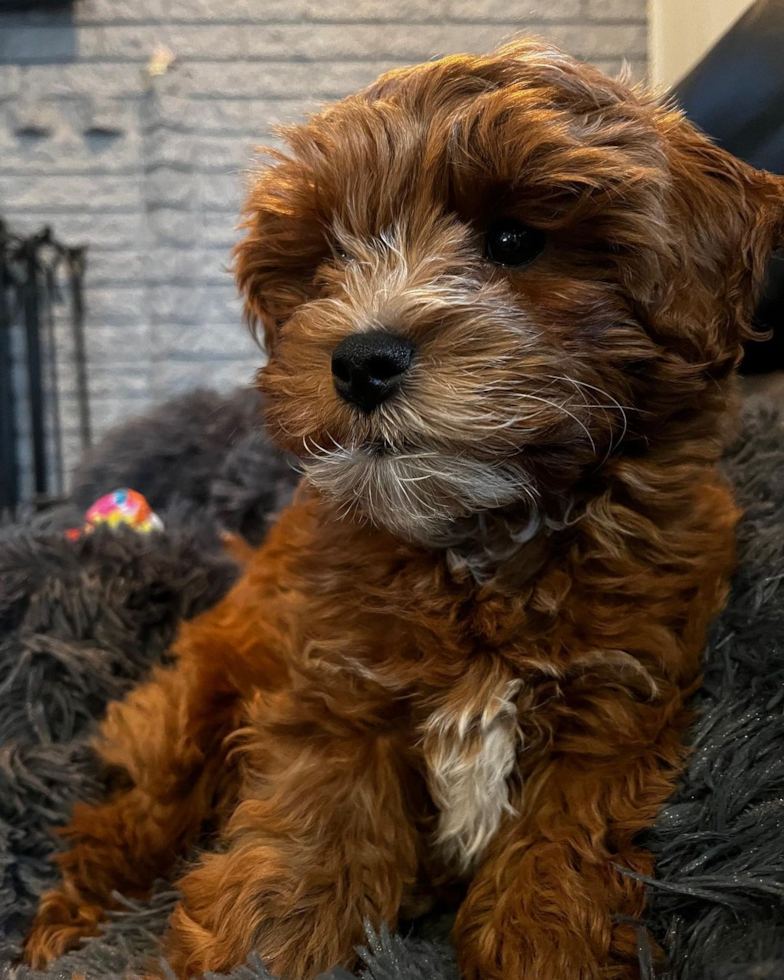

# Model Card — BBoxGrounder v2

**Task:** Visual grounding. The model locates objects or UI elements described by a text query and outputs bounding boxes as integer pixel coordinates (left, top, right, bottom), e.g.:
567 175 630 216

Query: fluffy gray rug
1 390 783 980
69 388 297 547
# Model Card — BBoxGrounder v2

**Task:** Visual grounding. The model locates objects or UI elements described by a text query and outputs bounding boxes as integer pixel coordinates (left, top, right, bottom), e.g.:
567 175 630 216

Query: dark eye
333 243 350 261
485 219 545 267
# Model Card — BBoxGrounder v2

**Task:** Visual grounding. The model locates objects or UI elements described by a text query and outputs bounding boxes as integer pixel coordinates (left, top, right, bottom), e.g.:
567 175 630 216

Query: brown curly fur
25 39 784 980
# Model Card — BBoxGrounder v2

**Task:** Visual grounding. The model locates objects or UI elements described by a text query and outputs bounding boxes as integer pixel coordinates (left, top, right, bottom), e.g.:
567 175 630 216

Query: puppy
25 39 784 980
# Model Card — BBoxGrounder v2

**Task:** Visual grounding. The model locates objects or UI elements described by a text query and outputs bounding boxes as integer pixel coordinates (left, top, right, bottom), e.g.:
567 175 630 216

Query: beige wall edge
649 0 757 90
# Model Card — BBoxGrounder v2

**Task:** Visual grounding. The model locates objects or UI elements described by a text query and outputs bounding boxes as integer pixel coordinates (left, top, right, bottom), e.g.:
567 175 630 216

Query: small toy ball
85 488 164 534
65 488 164 540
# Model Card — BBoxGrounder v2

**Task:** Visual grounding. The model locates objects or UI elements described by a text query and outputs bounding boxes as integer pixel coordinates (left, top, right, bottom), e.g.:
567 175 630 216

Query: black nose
331 330 415 413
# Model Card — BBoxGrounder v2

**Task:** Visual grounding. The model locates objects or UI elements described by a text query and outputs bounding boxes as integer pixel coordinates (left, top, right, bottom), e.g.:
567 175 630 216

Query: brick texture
0 0 647 477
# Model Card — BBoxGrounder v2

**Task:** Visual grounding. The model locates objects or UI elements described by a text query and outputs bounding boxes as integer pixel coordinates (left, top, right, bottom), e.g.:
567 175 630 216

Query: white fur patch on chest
423 678 522 874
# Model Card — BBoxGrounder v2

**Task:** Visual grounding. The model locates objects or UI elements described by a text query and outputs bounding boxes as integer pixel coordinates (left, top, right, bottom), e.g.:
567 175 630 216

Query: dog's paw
23 889 103 969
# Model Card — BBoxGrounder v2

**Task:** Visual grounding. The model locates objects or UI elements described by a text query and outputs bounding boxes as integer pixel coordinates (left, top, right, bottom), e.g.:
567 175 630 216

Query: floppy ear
233 148 327 352
651 107 784 368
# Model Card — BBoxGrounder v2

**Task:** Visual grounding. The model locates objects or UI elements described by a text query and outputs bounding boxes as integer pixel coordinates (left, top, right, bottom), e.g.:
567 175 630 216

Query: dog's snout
331 330 414 413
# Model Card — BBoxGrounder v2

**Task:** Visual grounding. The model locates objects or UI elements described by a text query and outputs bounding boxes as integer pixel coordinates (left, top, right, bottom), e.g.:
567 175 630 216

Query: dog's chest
422 678 522 874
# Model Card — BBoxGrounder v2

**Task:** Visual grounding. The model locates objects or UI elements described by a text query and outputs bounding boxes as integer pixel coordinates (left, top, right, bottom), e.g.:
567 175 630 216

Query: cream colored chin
303 446 534 541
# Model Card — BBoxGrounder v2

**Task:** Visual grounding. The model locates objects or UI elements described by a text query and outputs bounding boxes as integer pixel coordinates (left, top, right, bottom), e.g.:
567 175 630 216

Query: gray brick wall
0 0 647 478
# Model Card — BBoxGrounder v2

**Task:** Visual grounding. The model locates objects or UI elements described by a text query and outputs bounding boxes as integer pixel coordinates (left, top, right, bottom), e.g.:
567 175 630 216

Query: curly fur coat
1 389 782 980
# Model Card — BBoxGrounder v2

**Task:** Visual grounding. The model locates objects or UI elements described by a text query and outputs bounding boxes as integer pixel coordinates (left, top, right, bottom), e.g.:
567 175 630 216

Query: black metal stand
0 244 18 516
0 221 90 517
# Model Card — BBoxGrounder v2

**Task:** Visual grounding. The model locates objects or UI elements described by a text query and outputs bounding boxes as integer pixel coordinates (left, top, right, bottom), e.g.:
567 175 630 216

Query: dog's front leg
23 661 240 970
453 719 685 980
162 685 421 980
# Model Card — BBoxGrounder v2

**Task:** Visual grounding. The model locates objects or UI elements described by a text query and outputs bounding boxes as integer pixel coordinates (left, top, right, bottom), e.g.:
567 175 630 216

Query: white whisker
516 393 597 455
547 375 630 458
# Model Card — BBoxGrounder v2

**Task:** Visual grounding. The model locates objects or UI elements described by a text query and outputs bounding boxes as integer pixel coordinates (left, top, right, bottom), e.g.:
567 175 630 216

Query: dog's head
235 40 783 544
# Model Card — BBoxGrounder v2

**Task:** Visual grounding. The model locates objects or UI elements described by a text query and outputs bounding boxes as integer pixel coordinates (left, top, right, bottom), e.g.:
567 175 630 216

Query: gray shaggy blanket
1 389 783 980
